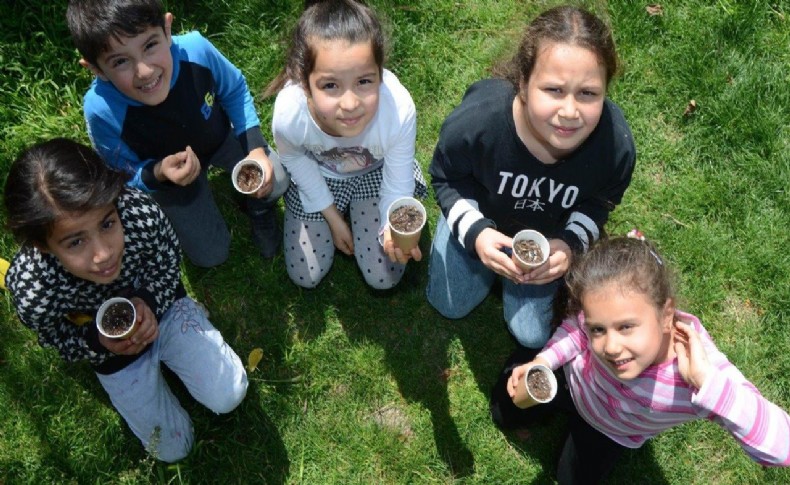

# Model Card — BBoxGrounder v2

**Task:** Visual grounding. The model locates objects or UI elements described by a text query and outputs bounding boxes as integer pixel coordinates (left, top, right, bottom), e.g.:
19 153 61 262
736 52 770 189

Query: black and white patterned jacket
6 188 185 374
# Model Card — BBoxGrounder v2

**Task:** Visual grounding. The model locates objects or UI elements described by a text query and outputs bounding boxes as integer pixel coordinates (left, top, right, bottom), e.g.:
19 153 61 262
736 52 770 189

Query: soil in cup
527 367 552 401
514 239 544 264
389 205 424 233
101 302 134 336
237 164 263 192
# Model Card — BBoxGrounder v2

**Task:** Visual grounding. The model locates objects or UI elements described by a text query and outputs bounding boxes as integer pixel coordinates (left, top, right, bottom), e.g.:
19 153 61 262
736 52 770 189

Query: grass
1 0 789 483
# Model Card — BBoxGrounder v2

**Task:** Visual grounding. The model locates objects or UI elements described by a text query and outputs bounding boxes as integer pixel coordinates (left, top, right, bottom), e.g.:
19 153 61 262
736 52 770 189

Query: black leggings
489 346 626 485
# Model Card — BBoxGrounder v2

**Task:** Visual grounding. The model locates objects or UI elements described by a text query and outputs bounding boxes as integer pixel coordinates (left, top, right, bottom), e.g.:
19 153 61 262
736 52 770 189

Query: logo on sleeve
201 91 215 120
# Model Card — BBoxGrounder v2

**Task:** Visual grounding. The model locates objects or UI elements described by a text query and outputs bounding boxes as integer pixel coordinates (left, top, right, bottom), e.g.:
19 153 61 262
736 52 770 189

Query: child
66 0 290 266
426 5 635 349
490 236 790 483
267 0 427 289
3 138 248 462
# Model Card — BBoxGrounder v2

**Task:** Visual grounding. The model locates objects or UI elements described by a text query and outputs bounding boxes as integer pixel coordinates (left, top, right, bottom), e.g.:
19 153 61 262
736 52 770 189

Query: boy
66 0 289 267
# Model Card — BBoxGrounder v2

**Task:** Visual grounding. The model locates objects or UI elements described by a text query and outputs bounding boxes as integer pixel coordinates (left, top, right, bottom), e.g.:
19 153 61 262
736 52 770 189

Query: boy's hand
246 148 274 198
99 297 159 355
383 226 422 264
155 146 201 186
674 320 712 390
522 238 571 285
322 205 354 255
474 228 526 284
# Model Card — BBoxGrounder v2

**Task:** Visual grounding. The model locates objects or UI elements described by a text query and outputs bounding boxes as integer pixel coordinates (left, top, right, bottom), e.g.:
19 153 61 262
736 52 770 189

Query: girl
426 5 634 349
491 236 790 483
3 138 248 462
268 0 427 289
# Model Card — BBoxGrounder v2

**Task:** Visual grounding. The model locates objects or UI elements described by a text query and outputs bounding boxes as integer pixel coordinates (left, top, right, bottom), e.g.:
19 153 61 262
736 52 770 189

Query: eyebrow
55 208 116 244
102 32 160 64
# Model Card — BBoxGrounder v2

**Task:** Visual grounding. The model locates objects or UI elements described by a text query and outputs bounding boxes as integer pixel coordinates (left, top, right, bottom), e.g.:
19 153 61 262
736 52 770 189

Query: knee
426 288 474 319
208 373 248 414
186 245 229 268
151 426 194 463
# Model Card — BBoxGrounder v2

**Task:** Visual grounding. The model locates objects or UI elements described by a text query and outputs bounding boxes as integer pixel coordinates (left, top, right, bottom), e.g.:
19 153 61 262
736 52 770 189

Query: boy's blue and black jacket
83 32 267 192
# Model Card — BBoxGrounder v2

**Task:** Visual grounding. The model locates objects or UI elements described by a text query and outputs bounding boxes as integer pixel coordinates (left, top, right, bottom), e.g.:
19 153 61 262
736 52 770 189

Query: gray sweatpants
151 133 289 267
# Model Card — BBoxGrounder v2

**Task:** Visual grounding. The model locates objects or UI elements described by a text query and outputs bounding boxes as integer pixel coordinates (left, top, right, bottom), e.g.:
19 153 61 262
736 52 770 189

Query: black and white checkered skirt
284 162 429 221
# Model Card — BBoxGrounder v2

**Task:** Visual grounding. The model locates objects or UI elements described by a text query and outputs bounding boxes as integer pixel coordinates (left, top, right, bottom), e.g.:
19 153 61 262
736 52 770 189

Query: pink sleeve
693 354 790 466
538 316 586 371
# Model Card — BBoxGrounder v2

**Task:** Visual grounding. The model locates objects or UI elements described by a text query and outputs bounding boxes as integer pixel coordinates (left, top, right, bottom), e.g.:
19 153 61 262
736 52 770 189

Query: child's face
515 42 606 163
305 39 380 137
42 204 125 285
581 282 675 381
81 14 174 106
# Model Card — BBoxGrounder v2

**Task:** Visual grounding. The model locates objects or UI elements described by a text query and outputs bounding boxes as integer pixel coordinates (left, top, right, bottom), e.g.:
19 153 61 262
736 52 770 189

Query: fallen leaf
646 4 663 16
683 99 697 117
438 367 456 382
247 348 264 373
515 428 532 441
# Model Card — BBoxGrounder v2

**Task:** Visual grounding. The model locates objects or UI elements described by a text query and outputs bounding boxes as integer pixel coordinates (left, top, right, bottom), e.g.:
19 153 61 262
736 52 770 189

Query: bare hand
674 320 711 389
98 297 159 355
246 148 274 199
474 228 526 283
322 205 354 255
383 226 422 264
156 146 201 186
522 238 572 285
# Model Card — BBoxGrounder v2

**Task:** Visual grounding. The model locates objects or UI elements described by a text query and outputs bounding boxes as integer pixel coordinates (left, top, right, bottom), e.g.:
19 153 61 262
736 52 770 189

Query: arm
6 253 114 365
118 190 184 321
272 87 334 213
557 107 636 254
677 321 790 466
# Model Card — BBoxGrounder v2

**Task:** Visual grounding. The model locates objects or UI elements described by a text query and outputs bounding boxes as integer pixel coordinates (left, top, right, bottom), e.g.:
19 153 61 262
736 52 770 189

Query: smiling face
82 14 173 106
42 204 125 285
305 39 380 137
513 41 607 164
582 282 675 380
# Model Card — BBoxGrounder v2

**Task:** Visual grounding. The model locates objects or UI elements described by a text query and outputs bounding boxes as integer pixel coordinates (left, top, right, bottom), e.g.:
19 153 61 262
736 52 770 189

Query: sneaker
249 206 282 258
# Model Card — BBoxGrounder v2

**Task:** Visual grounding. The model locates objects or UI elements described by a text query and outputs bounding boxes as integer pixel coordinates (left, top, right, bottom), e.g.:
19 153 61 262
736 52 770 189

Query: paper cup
513 364 557 409
96 297 138 339
511 229 550 270
386 197 426 253
232 159 266 194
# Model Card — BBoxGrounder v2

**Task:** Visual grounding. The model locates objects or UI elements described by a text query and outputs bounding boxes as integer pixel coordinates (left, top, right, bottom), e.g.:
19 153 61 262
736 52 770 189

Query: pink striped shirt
537 310 790 466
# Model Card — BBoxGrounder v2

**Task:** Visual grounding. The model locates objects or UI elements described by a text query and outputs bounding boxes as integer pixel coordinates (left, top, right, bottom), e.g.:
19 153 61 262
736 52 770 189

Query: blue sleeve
178 32 265 152
83 83 157 192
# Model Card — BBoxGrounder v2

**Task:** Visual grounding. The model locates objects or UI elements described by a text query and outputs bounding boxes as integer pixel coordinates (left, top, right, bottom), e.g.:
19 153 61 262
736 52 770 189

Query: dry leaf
247 348 264 373
683 99 697 117
646 4 663 16
438 367 456 382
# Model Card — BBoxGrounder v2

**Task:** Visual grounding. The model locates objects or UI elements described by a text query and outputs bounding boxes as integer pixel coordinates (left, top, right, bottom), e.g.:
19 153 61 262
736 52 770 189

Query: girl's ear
517 78 528 103
661 298 675 332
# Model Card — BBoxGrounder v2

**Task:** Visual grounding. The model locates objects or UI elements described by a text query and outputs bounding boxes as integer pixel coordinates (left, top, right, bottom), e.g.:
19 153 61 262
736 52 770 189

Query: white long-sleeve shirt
272 69 417 229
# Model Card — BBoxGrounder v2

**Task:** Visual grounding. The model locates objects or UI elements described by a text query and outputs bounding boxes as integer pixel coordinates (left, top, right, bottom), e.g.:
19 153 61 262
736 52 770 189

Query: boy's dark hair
493 5 619 89
66 0 166 66
565 237 675 318
264 0 386 97
3 138 127 247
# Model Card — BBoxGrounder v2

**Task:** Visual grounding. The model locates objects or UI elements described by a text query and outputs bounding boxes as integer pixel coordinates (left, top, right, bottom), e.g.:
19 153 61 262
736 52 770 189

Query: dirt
237 163 263 192
513 239 544 264
101 302 134 336
527 367 552 401
389 205 424 232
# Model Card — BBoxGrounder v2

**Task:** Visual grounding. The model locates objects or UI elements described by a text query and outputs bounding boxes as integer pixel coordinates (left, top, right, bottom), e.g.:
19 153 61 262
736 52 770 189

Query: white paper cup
231 159 266 194
511 229 550 270
96 297 138 339
386 197 426 253
513 364 557 409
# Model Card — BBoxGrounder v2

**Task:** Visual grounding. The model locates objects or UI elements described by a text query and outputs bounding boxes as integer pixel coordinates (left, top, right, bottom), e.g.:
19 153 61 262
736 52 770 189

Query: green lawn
1 1 788 483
